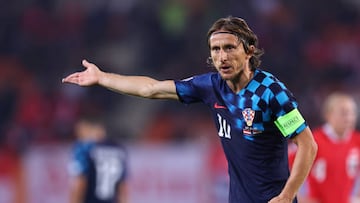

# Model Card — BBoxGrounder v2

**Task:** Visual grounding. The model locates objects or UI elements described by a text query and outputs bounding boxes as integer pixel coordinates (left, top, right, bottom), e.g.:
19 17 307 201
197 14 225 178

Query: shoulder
353 130 360 137
254 69 277 82
178 71 218 82
69 142 95 176
73 142 94 154
351 131 360 143
255 70 295 102
250 70 290 99
101 139 127 150
312 127 327 141
96 139 128 157
175 71 220 89
254 69 285 88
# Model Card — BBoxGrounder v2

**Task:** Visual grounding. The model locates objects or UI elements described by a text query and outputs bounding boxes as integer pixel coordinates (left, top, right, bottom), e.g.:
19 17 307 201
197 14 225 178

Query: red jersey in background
298 124 360 203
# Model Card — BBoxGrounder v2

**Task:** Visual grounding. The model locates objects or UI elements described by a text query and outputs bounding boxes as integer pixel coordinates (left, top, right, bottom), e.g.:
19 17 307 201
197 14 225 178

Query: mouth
219 66 232 73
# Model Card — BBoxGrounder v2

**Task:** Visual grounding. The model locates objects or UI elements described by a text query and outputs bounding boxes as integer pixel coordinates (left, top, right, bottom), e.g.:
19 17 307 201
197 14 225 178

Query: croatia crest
242 108 255 127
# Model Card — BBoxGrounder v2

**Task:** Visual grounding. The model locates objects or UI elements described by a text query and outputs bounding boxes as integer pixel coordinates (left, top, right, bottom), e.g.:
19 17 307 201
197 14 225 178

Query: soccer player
298 92 360 203
63 16 318 203
68 114 128 203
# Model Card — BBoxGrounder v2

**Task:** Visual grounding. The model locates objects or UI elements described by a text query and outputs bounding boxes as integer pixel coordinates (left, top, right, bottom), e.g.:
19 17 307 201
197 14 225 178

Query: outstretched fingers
62 59 100 86
62 72 81 84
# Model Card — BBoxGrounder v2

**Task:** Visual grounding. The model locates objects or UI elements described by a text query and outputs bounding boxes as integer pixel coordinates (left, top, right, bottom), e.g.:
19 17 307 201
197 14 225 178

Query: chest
211 91 274 132
317 138 360 166
312 136 360 182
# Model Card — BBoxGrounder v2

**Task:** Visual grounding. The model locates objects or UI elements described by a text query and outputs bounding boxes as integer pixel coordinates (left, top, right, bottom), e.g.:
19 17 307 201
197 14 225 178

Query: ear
248 45 255 54
245 45 255 60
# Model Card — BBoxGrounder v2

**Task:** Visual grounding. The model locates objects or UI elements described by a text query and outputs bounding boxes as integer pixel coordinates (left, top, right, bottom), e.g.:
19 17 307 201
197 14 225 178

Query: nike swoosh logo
214 102 227 109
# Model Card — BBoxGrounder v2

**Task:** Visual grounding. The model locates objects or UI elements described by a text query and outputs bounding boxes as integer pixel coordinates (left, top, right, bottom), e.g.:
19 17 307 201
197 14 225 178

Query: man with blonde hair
299 92 360 203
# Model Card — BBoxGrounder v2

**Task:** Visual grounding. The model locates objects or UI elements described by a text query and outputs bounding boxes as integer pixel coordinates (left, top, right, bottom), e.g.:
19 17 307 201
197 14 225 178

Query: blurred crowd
1 0 360 169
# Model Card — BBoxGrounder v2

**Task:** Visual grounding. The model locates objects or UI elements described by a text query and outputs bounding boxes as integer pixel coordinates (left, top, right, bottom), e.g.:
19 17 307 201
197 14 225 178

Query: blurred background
0 0 360 202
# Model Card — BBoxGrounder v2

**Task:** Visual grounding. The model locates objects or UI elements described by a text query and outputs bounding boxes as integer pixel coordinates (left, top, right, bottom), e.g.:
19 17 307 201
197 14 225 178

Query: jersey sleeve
68 142 92 177
268 80 307 138
175 73 213 104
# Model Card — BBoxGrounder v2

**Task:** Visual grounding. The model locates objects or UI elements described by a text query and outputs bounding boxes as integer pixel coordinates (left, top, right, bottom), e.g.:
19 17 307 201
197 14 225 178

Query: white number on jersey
217 114 231 139
92 148 124 200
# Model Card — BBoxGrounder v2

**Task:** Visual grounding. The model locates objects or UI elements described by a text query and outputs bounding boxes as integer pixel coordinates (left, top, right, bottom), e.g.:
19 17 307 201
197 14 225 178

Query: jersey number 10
217 114 231 139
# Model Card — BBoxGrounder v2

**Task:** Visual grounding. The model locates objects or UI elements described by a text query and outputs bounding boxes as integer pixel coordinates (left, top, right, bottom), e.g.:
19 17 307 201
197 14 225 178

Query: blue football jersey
175 69 306 203
69 140 127 203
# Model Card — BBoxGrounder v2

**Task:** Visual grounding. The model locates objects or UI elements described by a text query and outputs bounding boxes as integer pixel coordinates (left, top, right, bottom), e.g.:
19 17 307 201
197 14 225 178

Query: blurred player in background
63 16 317 203
292 92 360 203
68 113 128 203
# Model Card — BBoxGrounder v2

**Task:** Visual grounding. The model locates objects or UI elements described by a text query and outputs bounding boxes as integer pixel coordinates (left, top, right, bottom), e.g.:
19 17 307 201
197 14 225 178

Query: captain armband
274 108 305 137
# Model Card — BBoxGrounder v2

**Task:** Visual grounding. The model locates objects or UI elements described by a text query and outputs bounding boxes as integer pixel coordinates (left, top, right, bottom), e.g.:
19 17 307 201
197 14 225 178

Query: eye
211 46 220 52
224 45 236 52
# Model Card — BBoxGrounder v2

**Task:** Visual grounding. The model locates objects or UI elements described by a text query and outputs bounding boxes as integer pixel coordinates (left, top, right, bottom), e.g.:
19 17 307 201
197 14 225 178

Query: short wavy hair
206 16 264 71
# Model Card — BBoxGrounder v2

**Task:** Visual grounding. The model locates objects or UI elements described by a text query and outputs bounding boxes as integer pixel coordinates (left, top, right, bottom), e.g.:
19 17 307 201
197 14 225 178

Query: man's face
209 32 251 81
76 121 106 141
327 97 357 135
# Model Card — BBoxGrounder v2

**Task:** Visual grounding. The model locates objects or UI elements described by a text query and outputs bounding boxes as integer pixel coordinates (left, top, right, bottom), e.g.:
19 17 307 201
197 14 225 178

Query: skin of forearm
98 72 161 98
283 151 312 198
281 133 317 199
70 177 86 203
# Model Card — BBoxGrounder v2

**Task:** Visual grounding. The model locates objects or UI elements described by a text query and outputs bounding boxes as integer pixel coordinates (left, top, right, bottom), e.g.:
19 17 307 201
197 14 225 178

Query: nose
219 49 228 62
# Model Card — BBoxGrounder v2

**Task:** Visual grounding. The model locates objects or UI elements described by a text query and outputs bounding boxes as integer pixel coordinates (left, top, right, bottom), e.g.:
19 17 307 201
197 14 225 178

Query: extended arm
62 60 179 100
269 127 318 203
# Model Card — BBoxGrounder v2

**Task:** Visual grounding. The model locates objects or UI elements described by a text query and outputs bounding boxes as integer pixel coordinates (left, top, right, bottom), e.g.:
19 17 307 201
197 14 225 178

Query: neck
227 69 254 93
323 123 352 142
